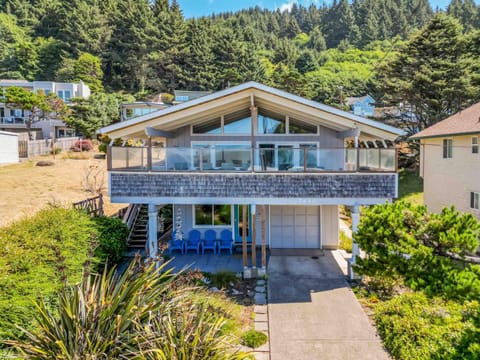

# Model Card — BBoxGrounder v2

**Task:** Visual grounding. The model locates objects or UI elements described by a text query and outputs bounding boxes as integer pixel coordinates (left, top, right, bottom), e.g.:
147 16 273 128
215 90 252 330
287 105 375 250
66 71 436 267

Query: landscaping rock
36 161 54 167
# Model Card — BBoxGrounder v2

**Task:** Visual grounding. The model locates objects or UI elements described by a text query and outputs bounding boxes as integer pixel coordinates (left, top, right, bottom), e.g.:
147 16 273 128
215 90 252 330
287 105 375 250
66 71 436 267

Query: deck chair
203 229 217 254
219 229 233 255
185 229 201 254
201 229 217 254
169 230 184 255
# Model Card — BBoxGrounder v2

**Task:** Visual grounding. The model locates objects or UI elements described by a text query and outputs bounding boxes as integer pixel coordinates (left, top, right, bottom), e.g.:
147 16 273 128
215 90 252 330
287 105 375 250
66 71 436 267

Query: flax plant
9 256 249 359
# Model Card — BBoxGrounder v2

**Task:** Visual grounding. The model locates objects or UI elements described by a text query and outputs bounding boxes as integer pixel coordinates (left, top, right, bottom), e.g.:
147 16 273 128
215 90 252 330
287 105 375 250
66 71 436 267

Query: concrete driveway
267 253 390 360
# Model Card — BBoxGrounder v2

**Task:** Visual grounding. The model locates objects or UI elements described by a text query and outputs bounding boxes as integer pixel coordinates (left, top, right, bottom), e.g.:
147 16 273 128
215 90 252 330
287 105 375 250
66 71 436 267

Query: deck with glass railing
108 146 397 173
0 116 29 125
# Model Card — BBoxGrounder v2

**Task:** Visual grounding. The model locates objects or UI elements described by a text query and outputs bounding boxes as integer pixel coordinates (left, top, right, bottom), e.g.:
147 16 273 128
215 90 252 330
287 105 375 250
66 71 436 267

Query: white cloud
277 0 322 13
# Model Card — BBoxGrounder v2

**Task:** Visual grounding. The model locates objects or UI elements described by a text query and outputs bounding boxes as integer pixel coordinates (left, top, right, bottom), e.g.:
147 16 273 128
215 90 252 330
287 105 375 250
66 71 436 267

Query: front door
234 205 252 243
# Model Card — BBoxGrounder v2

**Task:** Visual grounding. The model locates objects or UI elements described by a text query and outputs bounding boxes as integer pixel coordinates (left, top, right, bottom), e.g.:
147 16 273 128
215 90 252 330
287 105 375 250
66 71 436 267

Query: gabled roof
99 82 403 140
411 102 480 139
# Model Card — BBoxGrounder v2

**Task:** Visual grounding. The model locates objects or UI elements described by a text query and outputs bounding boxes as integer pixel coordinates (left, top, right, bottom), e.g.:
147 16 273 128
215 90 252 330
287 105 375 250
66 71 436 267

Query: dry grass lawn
0 151 126 228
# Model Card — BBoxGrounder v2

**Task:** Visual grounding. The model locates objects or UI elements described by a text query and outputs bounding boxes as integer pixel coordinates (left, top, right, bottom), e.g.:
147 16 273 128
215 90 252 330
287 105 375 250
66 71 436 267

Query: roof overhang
99 82 404 141
411 130 480 140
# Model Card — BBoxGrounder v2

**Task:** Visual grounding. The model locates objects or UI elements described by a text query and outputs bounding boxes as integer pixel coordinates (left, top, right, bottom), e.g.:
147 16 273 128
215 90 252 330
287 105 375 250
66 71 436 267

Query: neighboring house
0 79 91 139
99 82 403 277
345 95 375 117
0 131 19 164
174 90 211 103
411 102 480 220
121 102 169 122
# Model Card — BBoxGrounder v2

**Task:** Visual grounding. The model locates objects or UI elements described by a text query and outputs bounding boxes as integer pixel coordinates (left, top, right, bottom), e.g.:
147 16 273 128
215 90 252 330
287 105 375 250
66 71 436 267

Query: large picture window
194 204 232 226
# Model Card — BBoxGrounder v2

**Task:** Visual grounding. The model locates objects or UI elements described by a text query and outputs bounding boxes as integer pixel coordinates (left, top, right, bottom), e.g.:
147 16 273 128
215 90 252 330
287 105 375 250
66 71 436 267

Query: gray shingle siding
110 173 396 199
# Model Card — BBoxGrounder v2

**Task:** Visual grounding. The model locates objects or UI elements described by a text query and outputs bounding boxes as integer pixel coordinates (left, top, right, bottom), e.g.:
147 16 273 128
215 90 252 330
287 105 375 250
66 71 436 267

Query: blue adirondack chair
219 229 233 255
185 229 201 254
169 230 184 255
203 229 217 254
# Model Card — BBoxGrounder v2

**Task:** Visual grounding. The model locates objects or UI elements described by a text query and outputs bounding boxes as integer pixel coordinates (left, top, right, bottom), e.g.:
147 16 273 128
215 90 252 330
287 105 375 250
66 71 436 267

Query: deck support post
242 205 251 278
148 203 159 264
348 205 360 280
258 204 267 277
251 204 257 272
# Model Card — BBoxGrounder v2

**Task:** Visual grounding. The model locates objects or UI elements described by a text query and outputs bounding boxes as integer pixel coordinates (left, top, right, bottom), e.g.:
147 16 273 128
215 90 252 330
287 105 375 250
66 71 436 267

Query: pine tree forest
1 0 480 133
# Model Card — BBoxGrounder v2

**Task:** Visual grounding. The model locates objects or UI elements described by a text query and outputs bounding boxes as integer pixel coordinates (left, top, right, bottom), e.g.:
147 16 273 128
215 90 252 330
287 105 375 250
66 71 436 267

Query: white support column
148 204 158 262
348 205 360 280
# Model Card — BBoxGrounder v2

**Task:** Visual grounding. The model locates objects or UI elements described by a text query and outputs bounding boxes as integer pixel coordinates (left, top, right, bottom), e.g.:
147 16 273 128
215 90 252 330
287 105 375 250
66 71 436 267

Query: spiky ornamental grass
9 257 249 360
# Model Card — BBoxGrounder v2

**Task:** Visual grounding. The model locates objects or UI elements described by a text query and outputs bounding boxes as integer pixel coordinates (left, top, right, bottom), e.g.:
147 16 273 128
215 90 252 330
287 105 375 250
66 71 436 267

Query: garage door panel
270 206 320 249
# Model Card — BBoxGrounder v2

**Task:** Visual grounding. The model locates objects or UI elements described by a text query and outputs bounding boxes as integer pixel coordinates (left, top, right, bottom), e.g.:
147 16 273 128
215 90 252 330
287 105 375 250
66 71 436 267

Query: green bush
374 293 480 360
0 207 96 343
93 216 129 268
339 230 352 253
241 330 268 348
354 202 480 301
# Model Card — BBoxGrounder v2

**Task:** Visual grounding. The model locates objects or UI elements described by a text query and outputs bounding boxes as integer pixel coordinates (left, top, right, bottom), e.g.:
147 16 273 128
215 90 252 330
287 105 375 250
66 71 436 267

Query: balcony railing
108 146 397 173
0 116 30 125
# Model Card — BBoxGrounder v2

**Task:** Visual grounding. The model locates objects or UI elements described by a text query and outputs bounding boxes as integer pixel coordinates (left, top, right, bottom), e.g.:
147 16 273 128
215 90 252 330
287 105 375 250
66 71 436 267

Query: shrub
9 259 249 360
339 230 352 253
0 207 96 343
98 142 107 153
70 139 93 152
241 330 268 348
354 202 480 301
374 293 480 360
93 216 129 268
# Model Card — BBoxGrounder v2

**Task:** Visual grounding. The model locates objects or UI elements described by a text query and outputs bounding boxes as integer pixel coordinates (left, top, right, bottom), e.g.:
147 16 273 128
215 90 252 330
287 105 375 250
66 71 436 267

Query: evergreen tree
56 0 111 57
447 0 479 32
103 0 156 92
56 53 104 93
378 13 480 131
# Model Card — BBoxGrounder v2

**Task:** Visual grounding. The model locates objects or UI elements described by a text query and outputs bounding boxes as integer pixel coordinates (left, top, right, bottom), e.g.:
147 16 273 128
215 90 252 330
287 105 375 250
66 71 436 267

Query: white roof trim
99 81 404 136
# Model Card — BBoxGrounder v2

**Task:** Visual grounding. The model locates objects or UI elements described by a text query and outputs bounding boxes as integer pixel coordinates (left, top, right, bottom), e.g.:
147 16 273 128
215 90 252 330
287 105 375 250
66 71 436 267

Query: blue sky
177 0 479 18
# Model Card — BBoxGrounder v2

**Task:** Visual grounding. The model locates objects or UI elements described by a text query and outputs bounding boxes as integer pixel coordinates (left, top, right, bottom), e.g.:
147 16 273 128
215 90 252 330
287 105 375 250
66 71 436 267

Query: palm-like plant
9 257 249 359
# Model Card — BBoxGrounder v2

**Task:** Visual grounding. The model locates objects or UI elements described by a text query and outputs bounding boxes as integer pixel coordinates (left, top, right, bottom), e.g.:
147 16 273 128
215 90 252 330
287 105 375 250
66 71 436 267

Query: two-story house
99 82 402 276
0 79 91 139
411 102 480 220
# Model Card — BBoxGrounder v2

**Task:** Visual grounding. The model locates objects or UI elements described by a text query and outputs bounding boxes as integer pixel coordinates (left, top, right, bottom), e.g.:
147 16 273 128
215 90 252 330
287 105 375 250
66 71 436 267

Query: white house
99 82 403 276
0 79 91 139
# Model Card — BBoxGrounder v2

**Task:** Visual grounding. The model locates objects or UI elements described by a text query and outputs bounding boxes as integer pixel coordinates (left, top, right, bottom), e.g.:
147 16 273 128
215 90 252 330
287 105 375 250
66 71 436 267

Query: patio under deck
164 251 267 274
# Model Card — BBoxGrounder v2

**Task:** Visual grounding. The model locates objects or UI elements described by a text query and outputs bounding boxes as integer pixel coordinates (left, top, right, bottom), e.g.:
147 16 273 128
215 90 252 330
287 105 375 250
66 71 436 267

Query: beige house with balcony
0 79 90 139
411 102 480 220
99 82 403 277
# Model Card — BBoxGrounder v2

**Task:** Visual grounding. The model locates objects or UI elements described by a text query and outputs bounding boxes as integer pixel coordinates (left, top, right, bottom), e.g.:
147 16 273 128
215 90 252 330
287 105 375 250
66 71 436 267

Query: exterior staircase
127 204 148 251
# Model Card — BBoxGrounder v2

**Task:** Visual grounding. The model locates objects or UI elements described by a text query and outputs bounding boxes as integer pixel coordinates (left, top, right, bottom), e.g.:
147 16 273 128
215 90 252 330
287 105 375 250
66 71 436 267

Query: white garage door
270 206 320 248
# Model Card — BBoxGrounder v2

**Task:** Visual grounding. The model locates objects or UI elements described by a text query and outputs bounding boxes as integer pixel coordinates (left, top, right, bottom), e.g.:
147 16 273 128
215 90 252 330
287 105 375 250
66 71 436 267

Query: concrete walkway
267 253 390 360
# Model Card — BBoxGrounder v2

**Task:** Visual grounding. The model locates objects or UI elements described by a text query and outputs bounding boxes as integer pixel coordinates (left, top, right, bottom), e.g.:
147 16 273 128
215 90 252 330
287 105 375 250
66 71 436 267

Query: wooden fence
19 137 81 158
73 194 104 217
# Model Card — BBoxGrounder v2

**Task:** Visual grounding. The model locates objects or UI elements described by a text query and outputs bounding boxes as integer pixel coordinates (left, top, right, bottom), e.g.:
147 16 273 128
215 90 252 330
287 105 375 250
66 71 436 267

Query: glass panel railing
109 146 397 172
358 148 396 171
151 147 166 171
380 149 396 171
110 147 148 170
